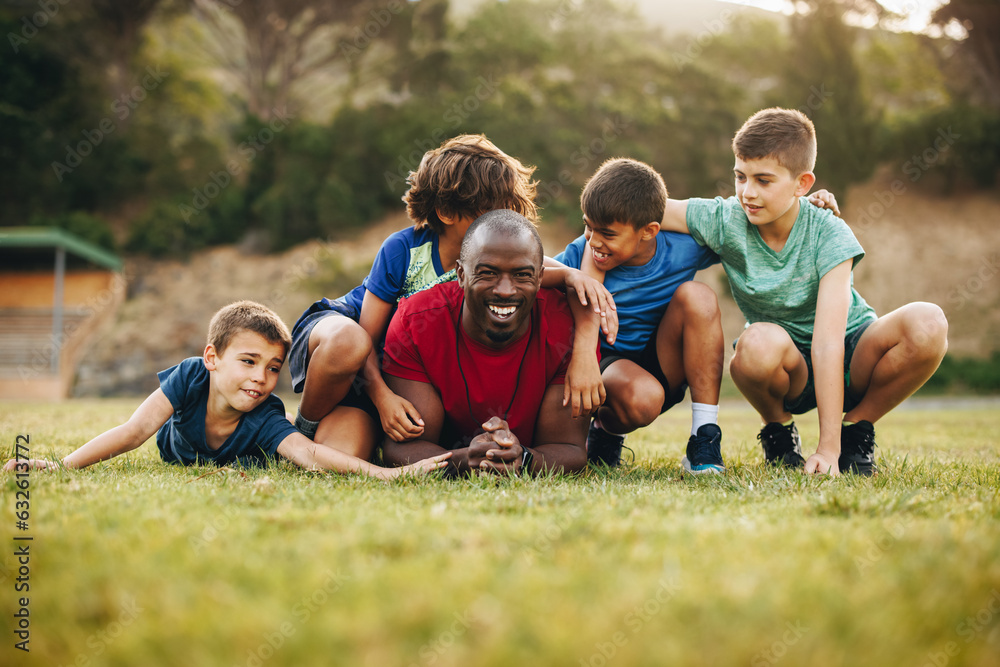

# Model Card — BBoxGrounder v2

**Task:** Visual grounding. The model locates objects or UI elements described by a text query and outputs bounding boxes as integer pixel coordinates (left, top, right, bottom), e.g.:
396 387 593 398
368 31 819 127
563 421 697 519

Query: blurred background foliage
1 0 998 257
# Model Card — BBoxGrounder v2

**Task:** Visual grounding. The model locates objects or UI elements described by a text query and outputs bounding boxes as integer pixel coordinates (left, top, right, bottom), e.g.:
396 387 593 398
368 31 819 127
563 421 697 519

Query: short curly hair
404 134 539 233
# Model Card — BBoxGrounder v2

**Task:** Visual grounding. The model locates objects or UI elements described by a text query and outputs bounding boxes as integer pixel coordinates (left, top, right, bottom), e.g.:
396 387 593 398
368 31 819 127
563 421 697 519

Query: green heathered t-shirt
686 196 876 347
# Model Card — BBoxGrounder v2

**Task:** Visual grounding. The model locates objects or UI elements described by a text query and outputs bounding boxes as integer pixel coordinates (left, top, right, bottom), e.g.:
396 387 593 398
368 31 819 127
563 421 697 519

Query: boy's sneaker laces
758 421 805 469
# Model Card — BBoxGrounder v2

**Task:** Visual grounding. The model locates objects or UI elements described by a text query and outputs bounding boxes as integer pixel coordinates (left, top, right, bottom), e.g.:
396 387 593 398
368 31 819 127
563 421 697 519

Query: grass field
2 398 999 667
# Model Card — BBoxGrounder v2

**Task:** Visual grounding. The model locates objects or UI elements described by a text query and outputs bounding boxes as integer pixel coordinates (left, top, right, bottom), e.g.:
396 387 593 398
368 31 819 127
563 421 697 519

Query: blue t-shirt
555 232 718 354
331 226 457 317
156 358 298 467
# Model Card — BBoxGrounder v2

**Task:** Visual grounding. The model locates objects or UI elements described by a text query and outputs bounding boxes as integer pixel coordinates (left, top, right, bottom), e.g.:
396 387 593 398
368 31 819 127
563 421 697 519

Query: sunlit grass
1 398 999 667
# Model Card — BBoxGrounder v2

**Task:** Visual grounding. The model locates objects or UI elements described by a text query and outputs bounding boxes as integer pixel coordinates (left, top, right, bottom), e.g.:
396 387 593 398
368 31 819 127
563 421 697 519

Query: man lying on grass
380 210 589 476
4 301 449 480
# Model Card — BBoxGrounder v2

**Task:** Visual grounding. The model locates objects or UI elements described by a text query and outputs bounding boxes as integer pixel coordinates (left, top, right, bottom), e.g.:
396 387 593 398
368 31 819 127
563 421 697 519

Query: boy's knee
732 323 789 376
613 381 663 428
312 323 372 372
673 281 720 321
905 302 949 356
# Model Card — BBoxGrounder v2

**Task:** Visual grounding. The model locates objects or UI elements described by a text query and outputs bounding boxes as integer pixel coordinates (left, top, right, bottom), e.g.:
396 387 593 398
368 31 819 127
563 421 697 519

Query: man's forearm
526 443 587 475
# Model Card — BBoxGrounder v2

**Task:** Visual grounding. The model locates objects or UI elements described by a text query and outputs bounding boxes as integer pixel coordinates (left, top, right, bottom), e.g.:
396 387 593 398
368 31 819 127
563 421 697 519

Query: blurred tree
190 0 384 120
783 0 879 197
931 0 1000 108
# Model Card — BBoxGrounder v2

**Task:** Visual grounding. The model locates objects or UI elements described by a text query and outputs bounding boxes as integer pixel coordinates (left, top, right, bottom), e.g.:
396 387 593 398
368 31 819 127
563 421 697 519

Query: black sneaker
681 424 725 474
587 421 625 467
758 421 805 469
839 420 878 476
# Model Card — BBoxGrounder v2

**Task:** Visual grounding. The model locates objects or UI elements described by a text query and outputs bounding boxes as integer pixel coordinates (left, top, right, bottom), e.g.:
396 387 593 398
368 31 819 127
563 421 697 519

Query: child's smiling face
205 331 285 413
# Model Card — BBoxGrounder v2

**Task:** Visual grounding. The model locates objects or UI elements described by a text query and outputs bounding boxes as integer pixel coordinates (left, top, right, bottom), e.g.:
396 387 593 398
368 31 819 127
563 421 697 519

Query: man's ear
795 171 817 197
641 220 661 241
456 260 466 286
203 344 218 371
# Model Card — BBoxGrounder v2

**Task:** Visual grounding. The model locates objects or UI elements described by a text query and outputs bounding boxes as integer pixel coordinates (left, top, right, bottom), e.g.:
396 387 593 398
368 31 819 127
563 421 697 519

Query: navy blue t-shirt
156 358 298 467
555 232 718 354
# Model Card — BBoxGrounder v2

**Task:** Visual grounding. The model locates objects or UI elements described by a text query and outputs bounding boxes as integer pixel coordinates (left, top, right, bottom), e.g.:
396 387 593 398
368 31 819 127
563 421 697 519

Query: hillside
73 180 1000 397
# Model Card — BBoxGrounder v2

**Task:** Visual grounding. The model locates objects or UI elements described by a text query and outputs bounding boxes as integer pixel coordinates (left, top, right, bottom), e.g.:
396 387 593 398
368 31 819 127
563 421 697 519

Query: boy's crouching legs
730 323 808 424
845 302 948 424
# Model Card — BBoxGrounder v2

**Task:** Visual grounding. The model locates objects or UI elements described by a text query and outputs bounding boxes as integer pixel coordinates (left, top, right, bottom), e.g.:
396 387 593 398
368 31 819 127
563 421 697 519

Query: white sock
691 403 719 436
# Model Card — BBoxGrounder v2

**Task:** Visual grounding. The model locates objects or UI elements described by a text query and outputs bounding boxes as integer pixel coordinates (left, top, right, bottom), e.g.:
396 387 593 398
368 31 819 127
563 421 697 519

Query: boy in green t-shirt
658 108 949 475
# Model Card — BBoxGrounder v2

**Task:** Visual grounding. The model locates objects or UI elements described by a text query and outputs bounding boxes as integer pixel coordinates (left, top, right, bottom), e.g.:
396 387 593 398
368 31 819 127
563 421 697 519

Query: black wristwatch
519 446 534 475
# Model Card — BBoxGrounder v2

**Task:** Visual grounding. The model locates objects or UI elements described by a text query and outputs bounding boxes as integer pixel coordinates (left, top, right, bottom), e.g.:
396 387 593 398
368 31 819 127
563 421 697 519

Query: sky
722 0 954 34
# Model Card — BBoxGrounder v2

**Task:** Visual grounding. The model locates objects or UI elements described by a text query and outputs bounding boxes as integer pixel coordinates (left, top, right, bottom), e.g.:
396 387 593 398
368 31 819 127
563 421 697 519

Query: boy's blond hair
208 301 291 356
733 108 817 177
404 134 539 233
580 158 667 231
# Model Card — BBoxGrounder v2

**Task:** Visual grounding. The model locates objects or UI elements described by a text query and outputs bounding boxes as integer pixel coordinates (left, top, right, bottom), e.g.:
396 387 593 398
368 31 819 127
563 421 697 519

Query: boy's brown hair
404 134 539 234
580 158 667 231
733 108 817 177
208 301 292 357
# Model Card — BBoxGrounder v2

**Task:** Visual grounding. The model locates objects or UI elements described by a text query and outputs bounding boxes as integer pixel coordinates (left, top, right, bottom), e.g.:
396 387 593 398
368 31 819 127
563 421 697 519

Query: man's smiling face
457 226 542 348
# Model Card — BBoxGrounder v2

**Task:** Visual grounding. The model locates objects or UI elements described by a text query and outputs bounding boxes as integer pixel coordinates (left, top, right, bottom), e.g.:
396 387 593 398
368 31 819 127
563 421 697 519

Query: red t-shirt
383 281 575 448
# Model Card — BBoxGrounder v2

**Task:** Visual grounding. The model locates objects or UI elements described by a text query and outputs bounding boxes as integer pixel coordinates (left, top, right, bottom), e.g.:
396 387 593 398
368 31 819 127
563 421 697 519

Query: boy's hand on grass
566 269 618 344
804 451 840 476
4 458 57 472
383 452 452 480
807 189 841 217
564 354 606 419
377 392 425 442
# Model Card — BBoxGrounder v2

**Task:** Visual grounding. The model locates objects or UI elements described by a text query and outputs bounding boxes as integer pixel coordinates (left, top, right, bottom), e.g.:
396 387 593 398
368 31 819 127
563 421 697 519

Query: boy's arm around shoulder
661 198 691 234
5 389 175 471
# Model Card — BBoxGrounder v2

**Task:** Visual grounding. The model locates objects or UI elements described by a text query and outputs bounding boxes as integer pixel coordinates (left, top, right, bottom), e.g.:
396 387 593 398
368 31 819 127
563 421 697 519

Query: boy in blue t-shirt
291 135 615 462
659 108 949 475
5 301 449 478
554 158 726 473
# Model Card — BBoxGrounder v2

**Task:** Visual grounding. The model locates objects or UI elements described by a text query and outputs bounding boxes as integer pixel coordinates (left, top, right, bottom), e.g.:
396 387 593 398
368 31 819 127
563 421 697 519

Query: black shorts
733 319 875 415
599 334 688 415
288 300 380 424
